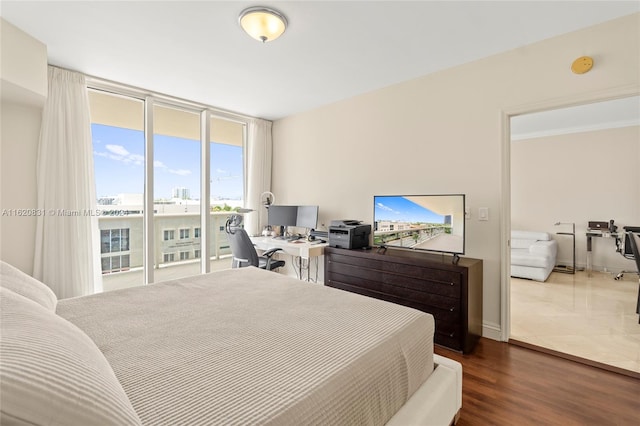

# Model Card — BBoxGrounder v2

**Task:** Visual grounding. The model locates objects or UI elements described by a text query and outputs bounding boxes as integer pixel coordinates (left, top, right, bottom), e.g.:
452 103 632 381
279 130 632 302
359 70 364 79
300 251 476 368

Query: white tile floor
510 270 640 373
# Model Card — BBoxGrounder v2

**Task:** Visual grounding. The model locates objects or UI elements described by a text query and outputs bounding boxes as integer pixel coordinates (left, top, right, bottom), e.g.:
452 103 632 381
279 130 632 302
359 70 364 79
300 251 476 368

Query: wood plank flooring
434 338 640 425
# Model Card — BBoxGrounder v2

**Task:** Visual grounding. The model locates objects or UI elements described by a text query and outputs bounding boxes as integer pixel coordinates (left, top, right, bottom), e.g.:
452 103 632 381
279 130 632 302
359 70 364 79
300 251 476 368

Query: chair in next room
614 226 640 280
225 214 286 271
625 230 640 323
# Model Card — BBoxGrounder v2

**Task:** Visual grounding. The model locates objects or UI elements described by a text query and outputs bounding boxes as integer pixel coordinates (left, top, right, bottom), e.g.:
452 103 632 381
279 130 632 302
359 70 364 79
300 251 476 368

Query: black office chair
225 214 285 271
614 226 640 280
625 231 640 323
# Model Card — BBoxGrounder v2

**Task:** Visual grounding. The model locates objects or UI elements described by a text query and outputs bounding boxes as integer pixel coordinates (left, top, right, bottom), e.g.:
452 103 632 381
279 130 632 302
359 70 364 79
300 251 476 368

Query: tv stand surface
324 246 483 353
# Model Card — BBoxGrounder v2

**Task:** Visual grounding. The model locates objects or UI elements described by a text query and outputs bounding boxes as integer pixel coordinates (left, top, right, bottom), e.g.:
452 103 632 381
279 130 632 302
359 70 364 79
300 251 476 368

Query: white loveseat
511 230 558 282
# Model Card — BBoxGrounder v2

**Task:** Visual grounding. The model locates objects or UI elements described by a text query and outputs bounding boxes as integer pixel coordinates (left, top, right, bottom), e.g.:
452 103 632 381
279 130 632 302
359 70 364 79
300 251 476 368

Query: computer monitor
267 205 298 227
267 205 319 239
296 205 318 229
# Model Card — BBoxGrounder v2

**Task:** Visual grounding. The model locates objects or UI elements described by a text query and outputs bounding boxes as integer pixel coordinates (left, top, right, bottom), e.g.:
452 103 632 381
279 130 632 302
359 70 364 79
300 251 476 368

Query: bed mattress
57 267 435 425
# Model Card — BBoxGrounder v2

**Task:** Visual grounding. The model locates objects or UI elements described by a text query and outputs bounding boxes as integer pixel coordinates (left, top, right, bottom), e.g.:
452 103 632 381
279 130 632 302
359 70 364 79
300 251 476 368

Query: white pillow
0 288 142 426
0 261 57 311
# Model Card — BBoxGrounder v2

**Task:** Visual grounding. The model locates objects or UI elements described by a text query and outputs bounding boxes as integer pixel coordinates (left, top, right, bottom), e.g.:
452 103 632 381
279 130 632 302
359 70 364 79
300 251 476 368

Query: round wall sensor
571 56 594 74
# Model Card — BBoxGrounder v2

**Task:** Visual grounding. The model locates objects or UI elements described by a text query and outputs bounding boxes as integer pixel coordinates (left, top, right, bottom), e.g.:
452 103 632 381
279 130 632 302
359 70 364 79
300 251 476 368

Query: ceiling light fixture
239 6 288 43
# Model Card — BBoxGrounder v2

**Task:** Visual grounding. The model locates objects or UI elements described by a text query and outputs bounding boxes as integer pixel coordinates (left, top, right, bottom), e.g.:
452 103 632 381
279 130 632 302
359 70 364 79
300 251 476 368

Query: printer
328 220 371 249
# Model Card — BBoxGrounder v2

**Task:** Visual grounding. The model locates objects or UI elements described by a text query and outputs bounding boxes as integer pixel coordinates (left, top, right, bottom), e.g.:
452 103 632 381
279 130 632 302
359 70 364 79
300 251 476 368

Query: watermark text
2 209 129 217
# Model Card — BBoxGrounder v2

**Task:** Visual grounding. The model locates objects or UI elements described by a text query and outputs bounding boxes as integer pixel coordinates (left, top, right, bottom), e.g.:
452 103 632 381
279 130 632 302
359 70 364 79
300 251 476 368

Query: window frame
88 82 249 285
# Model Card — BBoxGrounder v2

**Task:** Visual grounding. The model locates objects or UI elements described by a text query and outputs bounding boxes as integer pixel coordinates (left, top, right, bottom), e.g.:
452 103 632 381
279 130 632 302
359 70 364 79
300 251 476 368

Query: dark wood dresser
324 247 483 353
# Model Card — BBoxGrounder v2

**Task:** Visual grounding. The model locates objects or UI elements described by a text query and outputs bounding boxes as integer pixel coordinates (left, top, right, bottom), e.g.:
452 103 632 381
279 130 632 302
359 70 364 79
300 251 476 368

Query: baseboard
482 322 502 341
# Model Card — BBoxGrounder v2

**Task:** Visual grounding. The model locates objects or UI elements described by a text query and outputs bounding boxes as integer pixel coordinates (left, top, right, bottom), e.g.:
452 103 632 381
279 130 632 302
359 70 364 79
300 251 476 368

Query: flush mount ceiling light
239 6 288 43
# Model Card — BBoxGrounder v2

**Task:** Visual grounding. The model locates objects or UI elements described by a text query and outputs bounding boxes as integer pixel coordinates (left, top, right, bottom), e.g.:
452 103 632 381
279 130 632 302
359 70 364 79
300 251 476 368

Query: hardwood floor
434 338 640 425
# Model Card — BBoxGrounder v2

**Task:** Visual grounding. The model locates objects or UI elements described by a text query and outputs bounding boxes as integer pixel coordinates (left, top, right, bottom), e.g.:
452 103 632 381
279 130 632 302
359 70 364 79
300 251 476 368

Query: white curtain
244 118 273 236
33 67 102 298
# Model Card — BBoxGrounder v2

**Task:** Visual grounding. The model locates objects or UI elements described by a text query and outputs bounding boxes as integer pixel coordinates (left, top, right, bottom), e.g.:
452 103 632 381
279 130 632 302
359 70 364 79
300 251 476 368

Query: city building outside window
164 230 175 241
180 228 190 239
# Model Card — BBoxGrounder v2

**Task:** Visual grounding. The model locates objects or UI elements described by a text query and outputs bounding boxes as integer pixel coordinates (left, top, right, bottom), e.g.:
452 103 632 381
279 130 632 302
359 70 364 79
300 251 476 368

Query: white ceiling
1 1 639 120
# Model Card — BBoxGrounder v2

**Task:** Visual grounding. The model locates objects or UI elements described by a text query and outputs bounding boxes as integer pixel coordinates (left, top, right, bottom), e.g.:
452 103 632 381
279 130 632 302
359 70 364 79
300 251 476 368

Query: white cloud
106 144 130 157
377 202 394 212
129 154 144 164
96 146 187 174
169 169 191 176
95 144 144 165
377 203 402 215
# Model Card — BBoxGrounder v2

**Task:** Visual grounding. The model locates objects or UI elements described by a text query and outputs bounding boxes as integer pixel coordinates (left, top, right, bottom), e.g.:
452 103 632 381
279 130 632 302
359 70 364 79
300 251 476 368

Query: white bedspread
57 267 434 425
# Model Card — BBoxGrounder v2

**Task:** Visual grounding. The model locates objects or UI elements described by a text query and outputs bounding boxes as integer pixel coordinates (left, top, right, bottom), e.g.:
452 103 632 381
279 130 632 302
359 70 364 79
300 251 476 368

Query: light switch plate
478 207 489 221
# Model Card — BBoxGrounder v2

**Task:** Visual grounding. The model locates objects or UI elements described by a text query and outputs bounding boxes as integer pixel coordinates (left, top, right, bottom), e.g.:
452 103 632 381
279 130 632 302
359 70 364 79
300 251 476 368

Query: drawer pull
449 307 455 312
450 282 454 286
449 332 455 337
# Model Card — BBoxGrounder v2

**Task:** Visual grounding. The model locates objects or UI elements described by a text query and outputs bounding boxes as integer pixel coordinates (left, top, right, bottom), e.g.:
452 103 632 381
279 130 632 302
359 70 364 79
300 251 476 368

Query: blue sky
374 196 443 224
92 124 243 200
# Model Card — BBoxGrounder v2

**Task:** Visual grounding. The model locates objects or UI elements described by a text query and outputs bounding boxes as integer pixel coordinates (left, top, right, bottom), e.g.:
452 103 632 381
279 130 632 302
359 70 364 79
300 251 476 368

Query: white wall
0 102 42 274
0 18 47 107
512 125 639 272
0 18 46 274
272 14 640 336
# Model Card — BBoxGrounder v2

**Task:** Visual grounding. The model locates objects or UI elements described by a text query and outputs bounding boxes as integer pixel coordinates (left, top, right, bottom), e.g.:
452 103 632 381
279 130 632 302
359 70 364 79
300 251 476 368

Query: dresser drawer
382 271 461 299
328 256 462 298
384 262 462 286
326 253 383 272
435 333 463 352
326 274 461 322
326 261 382 284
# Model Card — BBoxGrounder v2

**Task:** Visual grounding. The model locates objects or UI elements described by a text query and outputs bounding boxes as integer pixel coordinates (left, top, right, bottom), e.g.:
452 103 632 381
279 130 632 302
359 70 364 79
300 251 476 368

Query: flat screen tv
373 194 465 256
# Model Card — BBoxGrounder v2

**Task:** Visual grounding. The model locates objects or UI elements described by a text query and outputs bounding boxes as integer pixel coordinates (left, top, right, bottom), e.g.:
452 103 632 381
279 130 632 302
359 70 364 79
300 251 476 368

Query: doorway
503 94 640 376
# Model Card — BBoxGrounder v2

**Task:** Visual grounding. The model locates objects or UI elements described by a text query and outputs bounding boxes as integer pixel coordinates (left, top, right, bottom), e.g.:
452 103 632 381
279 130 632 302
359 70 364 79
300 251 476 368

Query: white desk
250 236 328 281
585 230 619 276
250 236 327 259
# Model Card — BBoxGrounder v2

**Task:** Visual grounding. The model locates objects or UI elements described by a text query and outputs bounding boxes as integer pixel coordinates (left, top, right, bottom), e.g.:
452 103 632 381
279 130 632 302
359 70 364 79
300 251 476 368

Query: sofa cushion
511 238 539 249
530 240 558 257
511 248 552 268
0 287 142 426
511 230 551 241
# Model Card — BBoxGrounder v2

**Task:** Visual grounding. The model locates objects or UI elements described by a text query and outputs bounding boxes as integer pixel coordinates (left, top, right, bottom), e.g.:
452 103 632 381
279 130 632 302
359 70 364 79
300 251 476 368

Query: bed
0 261 462 425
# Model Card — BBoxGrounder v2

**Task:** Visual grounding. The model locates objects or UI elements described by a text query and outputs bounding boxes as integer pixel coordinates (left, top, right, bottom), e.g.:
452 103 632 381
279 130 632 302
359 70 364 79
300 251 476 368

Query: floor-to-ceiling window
90 90 145 289
210 116 245 260
88 88 246 291
153 104 202 280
